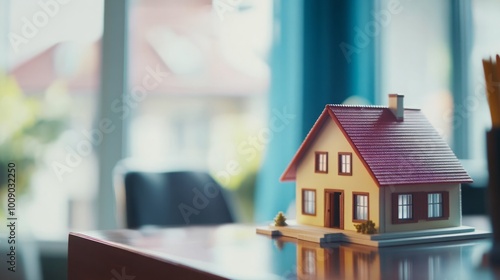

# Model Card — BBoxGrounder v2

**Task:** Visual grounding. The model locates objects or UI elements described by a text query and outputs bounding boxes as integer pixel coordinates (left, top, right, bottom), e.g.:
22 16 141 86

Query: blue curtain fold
254 0 376 222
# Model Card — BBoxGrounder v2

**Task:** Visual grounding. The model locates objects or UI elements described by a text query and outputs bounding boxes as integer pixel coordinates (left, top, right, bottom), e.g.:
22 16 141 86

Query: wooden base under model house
257 95 490 247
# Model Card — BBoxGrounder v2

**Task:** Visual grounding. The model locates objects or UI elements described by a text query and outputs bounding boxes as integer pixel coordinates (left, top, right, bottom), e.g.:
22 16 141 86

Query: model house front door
325 190 344 229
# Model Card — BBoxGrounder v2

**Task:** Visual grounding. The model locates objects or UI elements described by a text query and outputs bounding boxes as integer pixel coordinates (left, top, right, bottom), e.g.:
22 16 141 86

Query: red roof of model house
281 102 473 186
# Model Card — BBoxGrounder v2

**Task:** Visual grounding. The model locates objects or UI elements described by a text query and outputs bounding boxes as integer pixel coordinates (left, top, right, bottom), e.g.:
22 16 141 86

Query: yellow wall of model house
295 117 379 232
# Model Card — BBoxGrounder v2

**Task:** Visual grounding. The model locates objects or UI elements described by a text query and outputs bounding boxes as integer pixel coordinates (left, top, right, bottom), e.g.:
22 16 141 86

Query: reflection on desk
293 238 490 279
69 221 495 279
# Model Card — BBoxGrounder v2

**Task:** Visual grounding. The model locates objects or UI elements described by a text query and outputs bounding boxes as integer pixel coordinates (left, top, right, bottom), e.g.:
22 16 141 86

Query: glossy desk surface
69 217 498 280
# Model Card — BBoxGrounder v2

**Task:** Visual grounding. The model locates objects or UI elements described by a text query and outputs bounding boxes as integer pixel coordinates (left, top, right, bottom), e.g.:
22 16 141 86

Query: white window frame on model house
338 152 352 175
353 193 369 221
398 194 413 220
428 193 443 218
302 189 316 215
315 152 328 173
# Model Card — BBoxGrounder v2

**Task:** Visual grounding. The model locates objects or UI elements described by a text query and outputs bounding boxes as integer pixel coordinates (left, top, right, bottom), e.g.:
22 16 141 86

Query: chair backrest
121 170 234 228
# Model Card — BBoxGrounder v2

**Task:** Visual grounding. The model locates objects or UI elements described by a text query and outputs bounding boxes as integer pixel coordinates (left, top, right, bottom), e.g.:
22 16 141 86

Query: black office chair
115 168 234 229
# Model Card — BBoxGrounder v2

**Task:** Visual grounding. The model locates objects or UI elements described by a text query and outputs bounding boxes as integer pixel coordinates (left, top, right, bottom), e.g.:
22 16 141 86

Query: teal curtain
254 0 377 221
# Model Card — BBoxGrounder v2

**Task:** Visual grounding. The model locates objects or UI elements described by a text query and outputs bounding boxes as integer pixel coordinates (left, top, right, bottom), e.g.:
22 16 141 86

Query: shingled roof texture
329 105 472 185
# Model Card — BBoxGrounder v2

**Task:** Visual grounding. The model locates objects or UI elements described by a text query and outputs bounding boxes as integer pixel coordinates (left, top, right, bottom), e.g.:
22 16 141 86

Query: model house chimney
389 94 404 121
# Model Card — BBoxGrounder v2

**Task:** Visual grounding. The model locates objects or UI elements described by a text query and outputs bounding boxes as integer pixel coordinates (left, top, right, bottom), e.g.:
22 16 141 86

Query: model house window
303 190 316 215
353 193 368 221
428 193 443 218
338 153 352 175
397 194 413 220
393 191 449 224
315 152 328 173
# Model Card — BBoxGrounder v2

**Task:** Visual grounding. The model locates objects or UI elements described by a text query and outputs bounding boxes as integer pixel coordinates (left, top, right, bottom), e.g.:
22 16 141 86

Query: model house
280 94 472 234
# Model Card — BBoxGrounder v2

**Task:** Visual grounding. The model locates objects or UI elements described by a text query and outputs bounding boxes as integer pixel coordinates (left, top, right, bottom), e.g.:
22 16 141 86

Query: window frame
398 193 414 220
352 192 369 222
338 152 352 176
426 191 449 221
392 193 417 224
315 151 328 173
392 191 450 224
302 189 316 216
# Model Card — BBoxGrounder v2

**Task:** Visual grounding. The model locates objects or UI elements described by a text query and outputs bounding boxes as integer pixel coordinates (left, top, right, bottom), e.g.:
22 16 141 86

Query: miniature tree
365 220 376 234
354 220 377 234
274 211 287 226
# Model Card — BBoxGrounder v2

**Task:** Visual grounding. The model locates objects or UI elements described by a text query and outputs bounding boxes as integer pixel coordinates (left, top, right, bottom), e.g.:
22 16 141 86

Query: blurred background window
1 0 104 239
470 0 500 160
0 0 271 239
380 0 452 143
381 0 500 187
126 0 272 222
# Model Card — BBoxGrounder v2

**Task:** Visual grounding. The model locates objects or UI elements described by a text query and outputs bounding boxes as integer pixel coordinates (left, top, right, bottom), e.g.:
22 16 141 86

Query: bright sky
7 0 104 69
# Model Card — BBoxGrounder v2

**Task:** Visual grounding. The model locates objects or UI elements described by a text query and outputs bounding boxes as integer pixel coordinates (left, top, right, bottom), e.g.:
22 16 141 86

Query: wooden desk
69 218 497 280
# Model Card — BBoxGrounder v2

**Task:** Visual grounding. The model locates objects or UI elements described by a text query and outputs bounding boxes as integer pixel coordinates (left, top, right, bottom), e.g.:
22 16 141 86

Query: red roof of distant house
280 105 473 186
9 1 268 95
